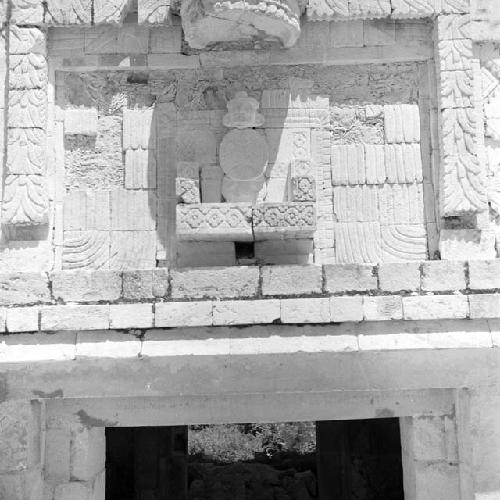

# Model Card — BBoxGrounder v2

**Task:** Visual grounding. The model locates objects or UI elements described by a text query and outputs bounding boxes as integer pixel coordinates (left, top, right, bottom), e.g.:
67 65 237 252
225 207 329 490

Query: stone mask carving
223 91 265 129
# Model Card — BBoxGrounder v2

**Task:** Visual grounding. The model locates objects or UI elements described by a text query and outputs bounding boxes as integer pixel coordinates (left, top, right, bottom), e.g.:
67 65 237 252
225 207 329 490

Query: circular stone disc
219 129 269 181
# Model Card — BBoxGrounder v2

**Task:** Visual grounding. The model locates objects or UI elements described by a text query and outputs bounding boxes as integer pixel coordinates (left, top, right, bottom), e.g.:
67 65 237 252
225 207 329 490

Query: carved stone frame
0 0 486 262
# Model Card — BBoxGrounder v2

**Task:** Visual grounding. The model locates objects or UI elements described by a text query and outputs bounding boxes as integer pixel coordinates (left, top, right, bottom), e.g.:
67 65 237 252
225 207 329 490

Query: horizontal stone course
1 261 500 332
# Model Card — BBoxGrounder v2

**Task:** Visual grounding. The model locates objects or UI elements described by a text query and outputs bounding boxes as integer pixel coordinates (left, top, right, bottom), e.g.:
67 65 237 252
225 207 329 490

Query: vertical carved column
2 20 48 226
436 10 488 216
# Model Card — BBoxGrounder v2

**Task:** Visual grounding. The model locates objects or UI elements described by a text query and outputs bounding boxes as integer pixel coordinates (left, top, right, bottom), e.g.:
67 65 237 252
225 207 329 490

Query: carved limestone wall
1 0 499 272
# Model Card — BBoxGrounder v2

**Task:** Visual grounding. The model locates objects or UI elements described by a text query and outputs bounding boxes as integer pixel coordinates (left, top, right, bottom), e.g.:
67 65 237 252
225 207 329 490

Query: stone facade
2 1 500 499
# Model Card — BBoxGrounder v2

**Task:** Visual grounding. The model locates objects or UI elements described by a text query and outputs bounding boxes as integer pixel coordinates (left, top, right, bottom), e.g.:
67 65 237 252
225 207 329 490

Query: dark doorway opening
105 419 404 499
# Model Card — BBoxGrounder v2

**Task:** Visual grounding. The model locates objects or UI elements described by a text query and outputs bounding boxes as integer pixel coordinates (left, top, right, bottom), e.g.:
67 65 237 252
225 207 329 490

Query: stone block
110 304 154 329
0 332 77 362
41 305 110 331
384 104 420 143
5 307 39 332
45 428 71 482
9 54 47 91
330 296 363 322
378 262 421 292
122 108 155 149
253 203 316 240
109 231 156 270
324 264 377 293
177 203 253 242
0 400 41 473
54 481 92 500
63 231 110 270
176 241 236 267
280 298 330 323
51 270 121 303
402 295 469 320
154 301 213 327
76 331 141 358
213 300 280 326
363 296 403 321
469 294 500 318
64 109 98 135
63 191 110 231
261 265 322 296
122 270 154 300
152 268 169 298
70 427 105 481
110 190 156 230
124 149 157 189
469 260 500 289
440 229 496 261
171 267 259 299
0 273 50 306
8 90 47 128
421 260 466 291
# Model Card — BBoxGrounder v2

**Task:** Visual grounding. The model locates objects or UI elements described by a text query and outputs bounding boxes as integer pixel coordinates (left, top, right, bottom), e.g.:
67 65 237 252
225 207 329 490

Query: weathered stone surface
378 262 421 292
0 273 50 306
324 264 377 293
402 295 469 320
213 300 280 326
138 0 171 24
51 271 121 303
422 260 466 291
54 481 92 500
171 267 259 299
9 27 46 55
46 0 92 24
122 270 154 300
155 301 213 327
94 0 131 24
70 426 105 481
262 265 322 296
110 304 154 329
469 259 500 289
280 297 330 323
0 401 40 473
181 0 301 49
363 295 403 321
76 331 141 359
439 229 496 260
45 428 71 482
10 0 44 24
469 294 500 318
6 307 39 332
41 305 110 331
64 109 98 136
330 296 363 322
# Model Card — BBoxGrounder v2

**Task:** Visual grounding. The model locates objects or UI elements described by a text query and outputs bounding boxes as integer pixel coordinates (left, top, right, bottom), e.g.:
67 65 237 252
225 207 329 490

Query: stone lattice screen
0 0 495 271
